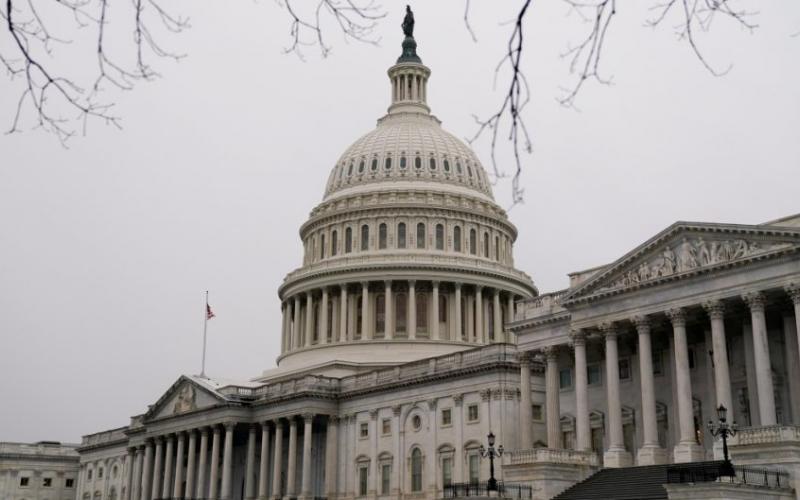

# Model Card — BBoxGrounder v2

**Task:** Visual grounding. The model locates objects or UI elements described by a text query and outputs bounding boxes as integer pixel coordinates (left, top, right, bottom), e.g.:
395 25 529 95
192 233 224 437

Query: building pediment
144 375 228 422
562 222 800 305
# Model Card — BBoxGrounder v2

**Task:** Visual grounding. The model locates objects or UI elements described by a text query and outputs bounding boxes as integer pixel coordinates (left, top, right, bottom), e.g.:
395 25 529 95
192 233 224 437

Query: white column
601 324 632 467
454 284 462 341
161 436 173 500
743 292 776 425
320 288 329 345
185 431 197 499
544 346 561 449
703 301 733 421
785 284 800 424
408 280 417 339
475 286 484 343
140 441 153 500
431 281 440 340
385 280 393 339
668 309 705 462
281 303 288 352
245 425 257 500
150 438 162 500
369 410 378 496
324 417 339 498
173 432 185 499
493 289 502 342
571 331 590 452
427 399 437 496
634 316 666 465
286 418 298 499
272 421 284 500
125 448 136 500
339 286 348 343
300 414 313 499
209 426 221 500
787 284 800 380
258 423 270 500
361 282 370 340
507 294 515 323
331 295 340 344
392 407 402 495
195 428 208 500
519 352 533 449
293 297 302 349
453 396 464 483
220 423 234 500
305 292 314 347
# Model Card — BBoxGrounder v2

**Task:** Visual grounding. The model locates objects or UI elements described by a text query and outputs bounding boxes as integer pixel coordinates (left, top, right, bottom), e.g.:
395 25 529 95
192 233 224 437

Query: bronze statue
402 5 415 38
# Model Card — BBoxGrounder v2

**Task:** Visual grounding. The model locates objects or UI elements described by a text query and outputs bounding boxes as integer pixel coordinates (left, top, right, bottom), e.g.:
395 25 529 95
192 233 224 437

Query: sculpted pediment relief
564 223 800 303
146 376 225 421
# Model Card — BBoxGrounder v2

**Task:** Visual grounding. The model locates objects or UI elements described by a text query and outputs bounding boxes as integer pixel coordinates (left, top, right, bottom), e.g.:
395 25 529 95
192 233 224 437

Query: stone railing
282 252 533 285
0 442 79 458
218 375 340 400
515 289 569 321
503 447 600 467
81 428 128 447
733 425 800 446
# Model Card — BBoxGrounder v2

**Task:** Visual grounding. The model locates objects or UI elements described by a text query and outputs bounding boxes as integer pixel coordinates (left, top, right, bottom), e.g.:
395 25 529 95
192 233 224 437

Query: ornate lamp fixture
479 431 504 491
707 404 737 476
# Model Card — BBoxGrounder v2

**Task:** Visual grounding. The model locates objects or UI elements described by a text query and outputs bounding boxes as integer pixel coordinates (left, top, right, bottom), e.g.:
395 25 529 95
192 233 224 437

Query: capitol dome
270 30 537 377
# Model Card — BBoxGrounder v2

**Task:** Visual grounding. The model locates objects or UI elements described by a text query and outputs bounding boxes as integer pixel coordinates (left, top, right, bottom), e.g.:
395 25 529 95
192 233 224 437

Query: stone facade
0 441 79 500
62 27 800 500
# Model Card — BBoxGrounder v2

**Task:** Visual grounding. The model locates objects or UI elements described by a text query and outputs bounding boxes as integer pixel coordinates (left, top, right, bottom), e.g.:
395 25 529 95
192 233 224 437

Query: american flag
206 303 215 320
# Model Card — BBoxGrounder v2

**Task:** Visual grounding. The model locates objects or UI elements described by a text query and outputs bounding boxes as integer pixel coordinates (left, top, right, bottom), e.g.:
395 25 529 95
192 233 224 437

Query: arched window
487 302 495 340
356 298 363 338
320 234 326 259
331 230 338 256
416 292 428 333
371 158 378 171
415 156 422 169
379 223 387 249
438 295 447 323
349 162 355 175
395 293 407 334
400 155 407 169
358 160 365 173
443 159 450 172
361 225 369 251
345 227 353 253
411 448 423 492
483 232 490 258
429 157 436 170
385 157 392 170
416 223 426 249
453 226 462 252
495 236 500 261
310 236 316 262
469 229 477 255
467 164 473 177
376 294 386 334
456 160 463 174
397 223 406 249
435 224 444 250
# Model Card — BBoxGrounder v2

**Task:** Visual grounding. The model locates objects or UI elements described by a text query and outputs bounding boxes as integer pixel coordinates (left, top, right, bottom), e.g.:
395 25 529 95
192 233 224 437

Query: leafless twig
463 0 477 42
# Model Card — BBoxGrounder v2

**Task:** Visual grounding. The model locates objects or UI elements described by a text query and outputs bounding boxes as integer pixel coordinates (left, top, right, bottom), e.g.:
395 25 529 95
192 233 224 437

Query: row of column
281 281 515 352
519 286 800 467
391 69 427 103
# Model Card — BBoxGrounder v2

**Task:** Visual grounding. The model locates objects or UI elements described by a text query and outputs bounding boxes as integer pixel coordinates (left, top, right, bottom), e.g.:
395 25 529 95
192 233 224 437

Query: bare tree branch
463 0 477 42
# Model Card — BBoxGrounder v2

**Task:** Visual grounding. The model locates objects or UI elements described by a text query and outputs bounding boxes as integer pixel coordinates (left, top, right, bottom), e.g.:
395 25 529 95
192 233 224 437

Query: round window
412 415 422 430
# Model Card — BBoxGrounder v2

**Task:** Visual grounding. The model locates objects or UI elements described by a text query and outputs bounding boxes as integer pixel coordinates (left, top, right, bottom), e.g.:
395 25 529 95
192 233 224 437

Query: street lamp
479 431 504 491
707 404 737 476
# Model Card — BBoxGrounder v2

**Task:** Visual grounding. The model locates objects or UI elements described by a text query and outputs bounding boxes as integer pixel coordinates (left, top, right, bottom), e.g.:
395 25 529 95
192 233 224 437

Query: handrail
666 463 790 489
443 482 533 499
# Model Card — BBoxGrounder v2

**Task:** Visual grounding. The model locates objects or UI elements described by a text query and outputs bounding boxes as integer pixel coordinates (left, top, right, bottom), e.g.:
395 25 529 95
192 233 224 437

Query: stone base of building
502 448 599 499
673 442 705 463
664 482 795 500
603 447 633 468
637 445 669 465
729 426 800 500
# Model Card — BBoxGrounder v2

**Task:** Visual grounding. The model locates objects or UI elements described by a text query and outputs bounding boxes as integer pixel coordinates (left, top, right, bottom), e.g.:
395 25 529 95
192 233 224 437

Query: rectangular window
381 464 391 495
442 457 453 486
531 404 543 421
359 466 368 496
468 454 480 484
559 368 573 389
65 479 75 488
467 404 479 422
20 477 30 487
382 418 391 435
360 422 369 438
619 358 631 380
43 478 53 487
587 364 601 385
441 408 452 426
98 468 103 479
87 470 92 481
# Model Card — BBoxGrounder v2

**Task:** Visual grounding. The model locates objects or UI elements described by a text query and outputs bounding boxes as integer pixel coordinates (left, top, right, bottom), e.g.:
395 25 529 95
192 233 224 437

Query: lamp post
707 404 737 476
479 431 504 492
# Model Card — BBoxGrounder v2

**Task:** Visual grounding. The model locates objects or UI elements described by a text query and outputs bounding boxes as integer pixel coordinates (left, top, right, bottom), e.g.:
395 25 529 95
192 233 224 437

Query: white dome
323 111 495 202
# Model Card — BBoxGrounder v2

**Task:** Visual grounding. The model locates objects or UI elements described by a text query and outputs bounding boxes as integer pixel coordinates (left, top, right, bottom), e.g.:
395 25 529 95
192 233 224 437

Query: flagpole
201 290 208 377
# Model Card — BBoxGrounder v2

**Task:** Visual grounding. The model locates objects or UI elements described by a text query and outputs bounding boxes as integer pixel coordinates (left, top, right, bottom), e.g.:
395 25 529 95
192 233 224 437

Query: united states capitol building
63 22 800 500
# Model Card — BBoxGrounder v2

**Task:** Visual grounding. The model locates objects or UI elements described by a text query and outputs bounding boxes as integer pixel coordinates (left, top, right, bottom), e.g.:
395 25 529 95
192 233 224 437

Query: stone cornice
507 311 570 332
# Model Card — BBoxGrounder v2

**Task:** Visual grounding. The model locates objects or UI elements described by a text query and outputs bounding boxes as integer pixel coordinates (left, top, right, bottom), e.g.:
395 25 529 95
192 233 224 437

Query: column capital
427 398 438 411
223 421 236 431
328 415 341 425
569 329 587 346
743 291 766 312
454 282 462 290
519 351 532 366
392 405 402 416
408 279 416 286
321 285 329 293
453 394 464 407
632 315 651 331
384 279 392 287
273 418 284 428
599 322 619 339
306 290 313 298
261 420 271 429
302 413 314 422
479 388 492 401
249 423 260 432
288 416 298 427
785 283 800 304
431 280 440 288
361 281 369 288
543 345 560 361
368 409 378 420
475 285 484 292
666 308 686 326
340 283 348 291
703 300 725 319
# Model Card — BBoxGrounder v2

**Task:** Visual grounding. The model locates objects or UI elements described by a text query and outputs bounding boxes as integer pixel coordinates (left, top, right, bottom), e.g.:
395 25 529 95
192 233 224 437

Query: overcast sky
1 2 798 443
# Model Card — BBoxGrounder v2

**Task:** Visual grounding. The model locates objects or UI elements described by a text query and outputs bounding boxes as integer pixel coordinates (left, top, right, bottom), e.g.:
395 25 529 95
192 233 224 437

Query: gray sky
1 2 798 443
